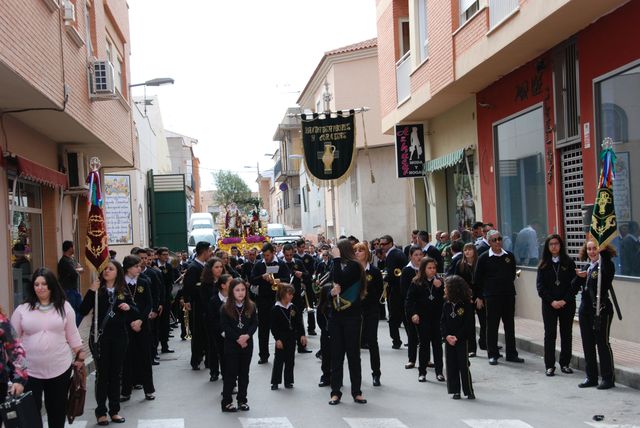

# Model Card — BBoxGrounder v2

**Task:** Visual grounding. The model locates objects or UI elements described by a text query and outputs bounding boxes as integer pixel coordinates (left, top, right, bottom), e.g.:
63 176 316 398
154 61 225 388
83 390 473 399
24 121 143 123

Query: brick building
0 0 135 309
376 0 640 343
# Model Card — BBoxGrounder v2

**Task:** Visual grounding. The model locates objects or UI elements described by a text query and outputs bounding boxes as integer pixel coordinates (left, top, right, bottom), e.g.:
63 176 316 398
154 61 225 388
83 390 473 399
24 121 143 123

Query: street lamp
130 77 175 116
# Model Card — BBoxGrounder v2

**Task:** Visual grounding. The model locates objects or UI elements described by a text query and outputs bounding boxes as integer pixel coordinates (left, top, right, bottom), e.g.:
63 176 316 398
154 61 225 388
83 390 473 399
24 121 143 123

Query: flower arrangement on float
216 203 270 252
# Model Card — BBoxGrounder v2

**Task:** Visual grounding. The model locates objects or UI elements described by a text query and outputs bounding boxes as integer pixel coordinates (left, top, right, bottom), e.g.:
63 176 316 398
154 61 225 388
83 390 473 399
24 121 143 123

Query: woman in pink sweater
11 267 84 428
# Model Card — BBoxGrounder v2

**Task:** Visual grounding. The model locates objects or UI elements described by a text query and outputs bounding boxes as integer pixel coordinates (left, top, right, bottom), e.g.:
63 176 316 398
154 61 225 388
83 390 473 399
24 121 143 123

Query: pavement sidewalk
502 316 640 389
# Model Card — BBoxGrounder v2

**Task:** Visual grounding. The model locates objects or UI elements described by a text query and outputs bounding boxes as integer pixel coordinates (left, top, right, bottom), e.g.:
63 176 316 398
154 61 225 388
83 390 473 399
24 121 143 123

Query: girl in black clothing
573 240 616 390
441 275 475 400
220 279 258 412
80 260 141 426
210 274 231 381
401 246 423 370
201 257 224 381
120 255 155 401
536 234 577 376
450 243 484 356
328 239 368 405
355 242 383 386
316 283 333 387
270 284 306 390
406 257 445 382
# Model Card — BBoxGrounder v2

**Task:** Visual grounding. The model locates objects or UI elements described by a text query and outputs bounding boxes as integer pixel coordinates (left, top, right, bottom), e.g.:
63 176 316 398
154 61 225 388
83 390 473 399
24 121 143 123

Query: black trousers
387 295 404 347
95 335 128 417
26 367 72 428
122 324 155 395
379 302 387 320
417 317 443 375
222 342 253 405
189 304 208 368
406 315 419 363
204 323 220 378
257 300 272 360
485 295 518 359
579 310 614 383
159 303 171 349
542 301 575 369
468 304 487 352
271 338 296 385
307 292 317 333
318 314 331 382
329 314 362 399
361 313 381 377
172 299 187 339
149 318 159 358
445 342 474 396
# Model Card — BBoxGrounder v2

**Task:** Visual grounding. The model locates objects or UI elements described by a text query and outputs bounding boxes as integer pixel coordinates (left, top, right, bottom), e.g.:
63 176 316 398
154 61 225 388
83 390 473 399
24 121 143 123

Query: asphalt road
69 320 640 428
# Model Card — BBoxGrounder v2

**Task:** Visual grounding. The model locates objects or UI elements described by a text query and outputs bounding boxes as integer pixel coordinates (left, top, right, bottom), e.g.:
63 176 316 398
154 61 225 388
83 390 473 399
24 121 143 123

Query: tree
212 170 259 210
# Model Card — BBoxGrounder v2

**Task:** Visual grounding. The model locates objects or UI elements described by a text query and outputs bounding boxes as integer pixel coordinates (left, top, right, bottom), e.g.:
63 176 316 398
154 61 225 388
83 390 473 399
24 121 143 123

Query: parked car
187 228 218 254
267 223 302 245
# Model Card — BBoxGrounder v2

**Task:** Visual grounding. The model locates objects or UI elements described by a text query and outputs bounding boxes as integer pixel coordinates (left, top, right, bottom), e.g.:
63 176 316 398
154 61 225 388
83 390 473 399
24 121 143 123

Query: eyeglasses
490 237 503 242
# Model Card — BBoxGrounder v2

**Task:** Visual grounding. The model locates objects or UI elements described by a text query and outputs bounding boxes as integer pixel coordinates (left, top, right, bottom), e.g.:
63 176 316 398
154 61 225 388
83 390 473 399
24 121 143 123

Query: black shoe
488 358 498 365
152 361 160 366
392 343 402 350
498 345 503 350
119 395 130 402
210 375 219 382
597 380 615 390
328 396 341 405
405 362 415 369
318 380 330 387
238 403 250 411
452 393 461 400
168 334 175 338
161 348 175 353
298 348 312 354
145 394 155 401
191 365 200 370
467 393 476 400
372 375 381 387
353 396 367 404
308 330 317 336
181 336 187 341
271 384 279 390
361 344 370 350
427 361 435 368
133 384 143 390
315 350 322 360
97 416 109 426
258 358 268 364
545 368 555 377
578 379 598 388
560 366 573 374
468 352 476 358
110 415 126 424
221 403 237 412
436 374 445 382
285 383 294 389
506 356 524 363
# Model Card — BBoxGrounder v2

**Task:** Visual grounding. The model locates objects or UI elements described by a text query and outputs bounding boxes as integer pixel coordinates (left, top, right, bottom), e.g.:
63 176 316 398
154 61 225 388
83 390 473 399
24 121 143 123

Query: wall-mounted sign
104 175 133 245
395 124 426 178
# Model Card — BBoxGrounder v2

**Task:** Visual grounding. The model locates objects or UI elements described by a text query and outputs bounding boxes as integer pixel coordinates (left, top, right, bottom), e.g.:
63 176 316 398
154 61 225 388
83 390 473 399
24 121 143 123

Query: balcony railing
396 52 411 104
489 0 519 29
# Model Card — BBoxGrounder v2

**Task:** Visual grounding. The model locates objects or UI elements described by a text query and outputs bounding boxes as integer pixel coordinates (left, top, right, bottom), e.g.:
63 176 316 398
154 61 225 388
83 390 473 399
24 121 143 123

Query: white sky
128 0 377 191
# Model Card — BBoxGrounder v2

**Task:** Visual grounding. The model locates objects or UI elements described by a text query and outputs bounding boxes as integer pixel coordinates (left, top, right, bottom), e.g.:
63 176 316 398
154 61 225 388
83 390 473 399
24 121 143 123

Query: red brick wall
453 8 489 57
0 0 134 163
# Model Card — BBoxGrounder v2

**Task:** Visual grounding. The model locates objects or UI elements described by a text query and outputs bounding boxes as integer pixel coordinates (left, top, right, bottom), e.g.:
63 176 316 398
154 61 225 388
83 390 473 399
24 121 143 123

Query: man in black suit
135 248 163 364
473 222 490 255
294 239 317 335
182 241 212 370
155 247 176 354
240 248 257 281
379 235 408 349
403 230 419 258
417 230 444 273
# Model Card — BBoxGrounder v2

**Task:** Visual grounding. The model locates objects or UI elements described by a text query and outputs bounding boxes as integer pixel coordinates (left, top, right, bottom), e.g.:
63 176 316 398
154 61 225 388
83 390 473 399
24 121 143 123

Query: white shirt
218 292 227 303
124 275 136 285
488 248 507 257
422 243 433 253
552 256 560 263
406 262 419 270
275 301 292 309
194 258 206 267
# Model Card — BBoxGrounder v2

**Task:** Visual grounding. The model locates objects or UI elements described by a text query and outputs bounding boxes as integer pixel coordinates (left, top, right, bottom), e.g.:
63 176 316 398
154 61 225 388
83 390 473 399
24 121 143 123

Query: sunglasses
490 237 503 242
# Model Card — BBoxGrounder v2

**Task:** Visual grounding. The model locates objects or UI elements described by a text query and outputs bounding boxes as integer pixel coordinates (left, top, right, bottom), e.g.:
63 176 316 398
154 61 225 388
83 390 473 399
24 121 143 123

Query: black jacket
220 304 258 351
536 257 577 305
155 262 176 305
182 260 205 306
250 259 289 304
80 288 140 338
270 302 304 342
405 276 444 319
474 250 517 297
572 256 615 316
385 247 408 299
362 265 383 316
449 257 479 300
210 292 226 337
126 275 153 320
441 301 475 342
331 257 364 316
423 245 444 273
141 267 163 312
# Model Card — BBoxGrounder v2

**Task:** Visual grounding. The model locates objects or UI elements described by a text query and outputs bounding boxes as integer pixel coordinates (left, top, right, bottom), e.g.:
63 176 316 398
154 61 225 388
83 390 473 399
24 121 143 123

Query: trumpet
269 273 281 291
302 285 315 314
183 303 192 340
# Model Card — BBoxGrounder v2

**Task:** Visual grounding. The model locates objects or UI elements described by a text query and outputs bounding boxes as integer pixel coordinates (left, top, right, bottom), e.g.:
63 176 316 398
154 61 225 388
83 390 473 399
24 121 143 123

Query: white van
189 212 214 231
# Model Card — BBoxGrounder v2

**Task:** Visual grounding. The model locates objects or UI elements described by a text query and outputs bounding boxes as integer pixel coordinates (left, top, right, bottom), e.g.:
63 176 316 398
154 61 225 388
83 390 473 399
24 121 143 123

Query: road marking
463 420 534 428
585 423 640 428
239 417 294 428
138 419 185 428
344 418 409 428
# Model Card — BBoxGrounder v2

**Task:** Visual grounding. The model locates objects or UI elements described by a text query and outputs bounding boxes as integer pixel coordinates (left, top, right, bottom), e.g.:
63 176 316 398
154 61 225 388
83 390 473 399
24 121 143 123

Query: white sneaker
418 375 426 382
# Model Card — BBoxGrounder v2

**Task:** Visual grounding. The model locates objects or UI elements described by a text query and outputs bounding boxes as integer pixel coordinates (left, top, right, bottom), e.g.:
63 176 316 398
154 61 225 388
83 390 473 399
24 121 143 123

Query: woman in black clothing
405 257 445 382
316 283 333 387
536 234 577 377
220 279 258 412
328 239 368 405
120 255 155 402
201 257 224 381
400 246 423 370
355 242 383 387
450 243 484 356
210 273 232 381
80 260 141 426
573 239 616 390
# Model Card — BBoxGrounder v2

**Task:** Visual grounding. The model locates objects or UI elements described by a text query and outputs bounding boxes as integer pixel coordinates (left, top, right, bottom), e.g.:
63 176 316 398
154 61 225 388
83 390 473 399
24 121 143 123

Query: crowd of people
0 221 620 426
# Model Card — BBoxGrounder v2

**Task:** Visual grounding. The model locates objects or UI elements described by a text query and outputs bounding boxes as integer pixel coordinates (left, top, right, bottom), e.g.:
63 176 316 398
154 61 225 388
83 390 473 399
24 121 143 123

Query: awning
16 156 68 189
424 148 466 173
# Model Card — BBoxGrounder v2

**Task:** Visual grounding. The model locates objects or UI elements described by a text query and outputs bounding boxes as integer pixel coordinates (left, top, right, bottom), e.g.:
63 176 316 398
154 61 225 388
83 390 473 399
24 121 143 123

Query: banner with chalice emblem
589 138 618 250
302 112 356 184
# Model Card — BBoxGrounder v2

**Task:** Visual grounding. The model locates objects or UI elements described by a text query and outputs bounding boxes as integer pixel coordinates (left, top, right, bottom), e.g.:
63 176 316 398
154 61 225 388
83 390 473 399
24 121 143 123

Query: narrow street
68 322 639 428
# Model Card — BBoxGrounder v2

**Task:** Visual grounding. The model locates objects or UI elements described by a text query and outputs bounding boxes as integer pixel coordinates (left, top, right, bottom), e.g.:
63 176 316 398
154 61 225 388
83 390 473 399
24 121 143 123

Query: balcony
489 0 519 29
396 52 411 104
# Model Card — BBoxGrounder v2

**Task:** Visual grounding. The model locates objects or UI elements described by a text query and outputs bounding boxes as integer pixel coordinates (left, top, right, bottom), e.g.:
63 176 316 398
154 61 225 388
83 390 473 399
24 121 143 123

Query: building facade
376 0 640 342
1 0 135 309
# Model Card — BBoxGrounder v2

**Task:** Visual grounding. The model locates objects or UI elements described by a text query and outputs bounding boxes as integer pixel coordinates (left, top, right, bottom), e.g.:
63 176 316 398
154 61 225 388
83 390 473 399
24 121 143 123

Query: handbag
66 353 86 424
0 391 43 428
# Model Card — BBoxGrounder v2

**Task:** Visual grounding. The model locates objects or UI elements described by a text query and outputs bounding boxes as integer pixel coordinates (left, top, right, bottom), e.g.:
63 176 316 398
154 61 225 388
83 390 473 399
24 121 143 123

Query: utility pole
323 81 338 240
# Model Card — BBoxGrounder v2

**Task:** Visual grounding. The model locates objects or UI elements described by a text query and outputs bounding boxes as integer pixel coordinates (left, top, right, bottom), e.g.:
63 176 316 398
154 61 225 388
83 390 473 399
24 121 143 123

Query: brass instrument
302 285 315 314
269 273 281 291
183 303 192 340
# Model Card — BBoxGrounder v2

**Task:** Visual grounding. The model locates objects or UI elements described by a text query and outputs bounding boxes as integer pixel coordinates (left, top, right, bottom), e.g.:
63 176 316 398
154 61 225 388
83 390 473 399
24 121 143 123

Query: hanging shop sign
395 124 426 178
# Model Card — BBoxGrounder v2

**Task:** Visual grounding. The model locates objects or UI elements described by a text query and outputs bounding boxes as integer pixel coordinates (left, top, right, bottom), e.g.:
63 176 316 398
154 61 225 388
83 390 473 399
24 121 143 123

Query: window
106 38 113 63
460 0 479 25
417 0 428 61
293 188 301 206
114 55 123 94
399 19 410 57
494 107 547 264
283 188 290 209
553 41 580 147
84 1 95 57
595 63 640 277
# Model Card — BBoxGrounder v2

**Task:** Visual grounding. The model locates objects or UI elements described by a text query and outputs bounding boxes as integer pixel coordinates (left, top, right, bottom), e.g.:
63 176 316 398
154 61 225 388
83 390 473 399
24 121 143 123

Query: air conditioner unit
66 151 88 189
63 1 75 23
89 60 117 100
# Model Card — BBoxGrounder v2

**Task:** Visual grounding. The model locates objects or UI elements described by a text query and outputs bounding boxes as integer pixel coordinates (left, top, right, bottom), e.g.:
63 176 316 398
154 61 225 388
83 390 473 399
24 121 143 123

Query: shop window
494 106 547 265
596 62 640 277
8 180 44 308
446 155 476 231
